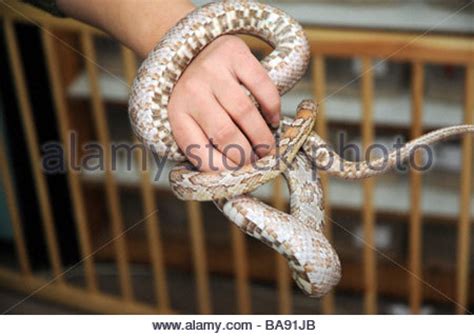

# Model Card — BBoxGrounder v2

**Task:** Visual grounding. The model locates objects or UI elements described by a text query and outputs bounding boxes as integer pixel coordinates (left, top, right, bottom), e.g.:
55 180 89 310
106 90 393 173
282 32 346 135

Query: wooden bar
361 57 377 314
0 266 173 314
0 1 104 35
313 55 335 314
2 0 474 65
456 64 474 314
41 28 98 292
186 201 212 314
244 31 474 66
0 136 31 276
230 224 252 314
273 176 292 314
3 17 64 283
80 32 134 301
409 62 424 313
121 46 171 310
306 29 474 65
2 1 473 65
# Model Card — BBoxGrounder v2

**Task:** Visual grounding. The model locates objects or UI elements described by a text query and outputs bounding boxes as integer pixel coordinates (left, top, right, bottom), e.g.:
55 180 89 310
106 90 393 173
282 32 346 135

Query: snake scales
129 0 474 297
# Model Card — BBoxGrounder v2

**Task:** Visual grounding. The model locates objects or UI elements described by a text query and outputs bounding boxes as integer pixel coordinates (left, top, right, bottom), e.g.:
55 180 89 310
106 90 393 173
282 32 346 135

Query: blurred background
0 0 473 314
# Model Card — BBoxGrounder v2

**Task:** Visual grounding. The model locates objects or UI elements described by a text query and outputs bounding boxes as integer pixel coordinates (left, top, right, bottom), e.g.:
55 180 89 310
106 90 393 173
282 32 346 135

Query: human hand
168 35 280 171
57 0 280 171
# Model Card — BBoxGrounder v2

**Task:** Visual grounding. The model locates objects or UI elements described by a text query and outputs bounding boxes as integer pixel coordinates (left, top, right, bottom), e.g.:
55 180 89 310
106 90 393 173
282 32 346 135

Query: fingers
190 93 255 166
213 72 275 157
167 35 281 172
233 50 281 127
169 113 234 171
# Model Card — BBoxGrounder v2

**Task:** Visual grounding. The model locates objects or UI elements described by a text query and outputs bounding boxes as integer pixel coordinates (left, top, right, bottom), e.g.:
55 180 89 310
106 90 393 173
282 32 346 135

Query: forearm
56 0 195 57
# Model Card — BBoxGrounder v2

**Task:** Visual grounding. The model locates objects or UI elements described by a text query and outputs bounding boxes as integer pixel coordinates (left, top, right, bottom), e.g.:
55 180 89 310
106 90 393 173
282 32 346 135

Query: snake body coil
129 0 474 297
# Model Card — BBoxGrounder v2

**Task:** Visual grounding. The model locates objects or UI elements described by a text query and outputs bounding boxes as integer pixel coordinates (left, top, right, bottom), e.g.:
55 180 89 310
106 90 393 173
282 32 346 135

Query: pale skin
57 0 280 171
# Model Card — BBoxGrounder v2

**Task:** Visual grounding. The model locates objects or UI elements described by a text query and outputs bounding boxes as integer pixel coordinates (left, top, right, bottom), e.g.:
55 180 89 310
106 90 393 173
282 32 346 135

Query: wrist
115 0 195 58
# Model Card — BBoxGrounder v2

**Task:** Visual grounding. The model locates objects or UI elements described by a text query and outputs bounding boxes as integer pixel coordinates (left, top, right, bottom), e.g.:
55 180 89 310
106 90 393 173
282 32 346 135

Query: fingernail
254 144 269 158
255 147 267 158
271 117 280 129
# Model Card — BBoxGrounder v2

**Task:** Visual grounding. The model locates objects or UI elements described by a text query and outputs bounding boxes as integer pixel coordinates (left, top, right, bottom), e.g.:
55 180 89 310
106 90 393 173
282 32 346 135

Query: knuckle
193 91 209 107
241 54 258 70
180 77 201 95
267 94 281 113
259 87 280 116
222 35 246 50
232 48 253 64
254 68 270 83
211 123 236 146
200 58 217 73
233 98 255 119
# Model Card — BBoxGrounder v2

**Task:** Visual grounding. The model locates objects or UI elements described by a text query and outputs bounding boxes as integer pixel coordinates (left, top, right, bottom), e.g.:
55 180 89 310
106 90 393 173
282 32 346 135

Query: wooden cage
0 1 472 314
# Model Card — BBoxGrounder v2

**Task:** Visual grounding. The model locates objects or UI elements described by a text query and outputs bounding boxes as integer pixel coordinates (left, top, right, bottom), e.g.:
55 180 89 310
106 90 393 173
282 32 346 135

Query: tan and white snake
128 0 474 297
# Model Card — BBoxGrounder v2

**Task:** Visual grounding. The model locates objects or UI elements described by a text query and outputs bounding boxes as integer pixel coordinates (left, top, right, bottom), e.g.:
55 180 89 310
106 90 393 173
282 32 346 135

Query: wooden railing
0 1 472 314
